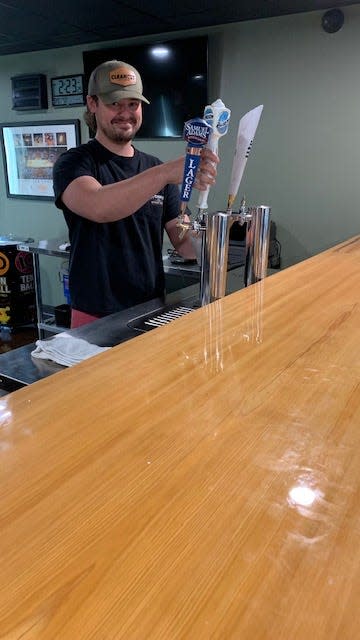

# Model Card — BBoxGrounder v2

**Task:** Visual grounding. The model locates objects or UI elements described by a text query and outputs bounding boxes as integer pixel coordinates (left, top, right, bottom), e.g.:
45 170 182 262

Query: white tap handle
197 99 231 212
227 104 263 211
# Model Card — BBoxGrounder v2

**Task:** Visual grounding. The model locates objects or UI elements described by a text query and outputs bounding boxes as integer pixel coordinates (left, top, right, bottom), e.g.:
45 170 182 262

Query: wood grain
1 236 360 639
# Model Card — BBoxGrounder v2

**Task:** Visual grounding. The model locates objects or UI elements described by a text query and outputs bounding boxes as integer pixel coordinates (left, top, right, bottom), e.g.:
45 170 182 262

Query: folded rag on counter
31 332 110 367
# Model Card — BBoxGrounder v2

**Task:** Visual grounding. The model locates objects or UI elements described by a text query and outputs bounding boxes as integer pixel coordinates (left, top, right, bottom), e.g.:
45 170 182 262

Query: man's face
91 97 143 143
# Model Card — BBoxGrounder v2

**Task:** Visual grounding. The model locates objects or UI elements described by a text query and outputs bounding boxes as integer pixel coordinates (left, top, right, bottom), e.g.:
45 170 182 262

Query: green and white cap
88 60 150 104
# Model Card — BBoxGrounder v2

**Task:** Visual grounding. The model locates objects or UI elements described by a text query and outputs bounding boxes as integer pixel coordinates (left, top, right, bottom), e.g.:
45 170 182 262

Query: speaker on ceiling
321 8 344 33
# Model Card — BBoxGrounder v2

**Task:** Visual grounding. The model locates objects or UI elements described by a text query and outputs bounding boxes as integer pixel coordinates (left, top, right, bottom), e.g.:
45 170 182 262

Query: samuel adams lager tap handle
179 117 212 218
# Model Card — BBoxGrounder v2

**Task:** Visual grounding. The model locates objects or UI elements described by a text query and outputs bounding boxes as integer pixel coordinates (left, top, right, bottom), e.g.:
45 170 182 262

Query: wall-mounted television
83 36 208 139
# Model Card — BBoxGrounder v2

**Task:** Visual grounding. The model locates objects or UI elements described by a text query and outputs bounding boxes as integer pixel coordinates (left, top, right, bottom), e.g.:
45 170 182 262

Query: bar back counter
1 236 359 638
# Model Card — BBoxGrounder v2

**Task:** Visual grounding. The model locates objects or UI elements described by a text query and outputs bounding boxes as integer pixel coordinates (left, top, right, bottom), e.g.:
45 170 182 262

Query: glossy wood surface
1 236 360 639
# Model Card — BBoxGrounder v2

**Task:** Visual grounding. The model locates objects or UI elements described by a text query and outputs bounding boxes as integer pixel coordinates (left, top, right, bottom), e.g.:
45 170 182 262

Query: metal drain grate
127 305 194 333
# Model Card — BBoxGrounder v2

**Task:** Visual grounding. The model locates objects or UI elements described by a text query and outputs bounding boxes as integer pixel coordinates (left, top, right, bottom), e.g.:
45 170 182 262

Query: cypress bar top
1 236 359 639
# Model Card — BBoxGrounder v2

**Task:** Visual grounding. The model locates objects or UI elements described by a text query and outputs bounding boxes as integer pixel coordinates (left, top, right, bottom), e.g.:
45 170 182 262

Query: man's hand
195 148 219 191
164 149 219 190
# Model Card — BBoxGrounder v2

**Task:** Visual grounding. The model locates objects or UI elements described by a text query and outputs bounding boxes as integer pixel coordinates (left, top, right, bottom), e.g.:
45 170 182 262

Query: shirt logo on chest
150 194 164 206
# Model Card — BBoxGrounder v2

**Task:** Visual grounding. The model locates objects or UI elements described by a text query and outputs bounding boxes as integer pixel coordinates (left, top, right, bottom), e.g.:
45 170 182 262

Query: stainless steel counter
18 238 202 276
20 239 244 275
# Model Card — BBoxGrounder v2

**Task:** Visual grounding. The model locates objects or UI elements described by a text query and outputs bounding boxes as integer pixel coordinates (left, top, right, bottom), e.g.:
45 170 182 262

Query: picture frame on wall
0 119 80 200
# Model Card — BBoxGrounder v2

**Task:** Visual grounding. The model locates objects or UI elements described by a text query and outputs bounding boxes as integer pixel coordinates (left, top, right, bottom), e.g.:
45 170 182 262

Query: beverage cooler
0 236 36 329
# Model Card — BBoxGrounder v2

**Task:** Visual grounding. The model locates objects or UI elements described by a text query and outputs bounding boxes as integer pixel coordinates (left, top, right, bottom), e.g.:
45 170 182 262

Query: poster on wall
0 120 80 200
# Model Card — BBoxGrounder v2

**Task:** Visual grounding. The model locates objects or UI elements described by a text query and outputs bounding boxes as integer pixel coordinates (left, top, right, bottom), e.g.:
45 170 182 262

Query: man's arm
60 151 218 224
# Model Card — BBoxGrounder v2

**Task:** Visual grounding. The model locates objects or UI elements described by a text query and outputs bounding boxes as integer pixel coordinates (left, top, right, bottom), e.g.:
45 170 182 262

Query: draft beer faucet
198 203 271 305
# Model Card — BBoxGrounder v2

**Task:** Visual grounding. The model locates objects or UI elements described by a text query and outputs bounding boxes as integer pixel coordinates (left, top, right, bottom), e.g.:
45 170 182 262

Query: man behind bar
53 60 218 327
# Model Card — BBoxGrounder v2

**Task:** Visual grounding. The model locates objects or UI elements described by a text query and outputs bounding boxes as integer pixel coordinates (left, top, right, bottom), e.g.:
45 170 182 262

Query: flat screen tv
83 36 208 139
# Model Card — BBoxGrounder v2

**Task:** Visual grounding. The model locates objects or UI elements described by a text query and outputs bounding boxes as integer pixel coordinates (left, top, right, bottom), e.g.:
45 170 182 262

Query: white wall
0 6 359 303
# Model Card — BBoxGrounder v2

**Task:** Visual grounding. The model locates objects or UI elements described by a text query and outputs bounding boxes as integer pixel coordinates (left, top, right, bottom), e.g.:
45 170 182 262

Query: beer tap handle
177 117 211 238
197 99 231 215
227 104 263 213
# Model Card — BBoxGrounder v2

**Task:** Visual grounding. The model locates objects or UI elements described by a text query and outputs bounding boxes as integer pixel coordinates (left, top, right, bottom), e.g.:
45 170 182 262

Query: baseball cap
88 60 150 104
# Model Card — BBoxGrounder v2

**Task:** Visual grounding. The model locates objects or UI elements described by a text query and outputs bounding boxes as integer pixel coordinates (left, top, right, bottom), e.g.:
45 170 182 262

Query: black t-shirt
53 139 180 315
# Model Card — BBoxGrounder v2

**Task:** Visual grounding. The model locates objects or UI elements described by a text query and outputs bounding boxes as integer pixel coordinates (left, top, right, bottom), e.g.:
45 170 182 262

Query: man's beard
101 117 141 143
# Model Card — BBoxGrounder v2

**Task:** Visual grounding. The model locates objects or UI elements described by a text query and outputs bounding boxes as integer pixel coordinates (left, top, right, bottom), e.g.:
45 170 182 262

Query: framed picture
0 120 80 200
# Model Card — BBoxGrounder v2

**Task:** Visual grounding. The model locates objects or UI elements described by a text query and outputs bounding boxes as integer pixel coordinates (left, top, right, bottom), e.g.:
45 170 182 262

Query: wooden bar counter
1 236 360 639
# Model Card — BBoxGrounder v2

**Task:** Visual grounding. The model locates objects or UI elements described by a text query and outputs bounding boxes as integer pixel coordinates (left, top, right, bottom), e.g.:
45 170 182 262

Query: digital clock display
51 75 85 107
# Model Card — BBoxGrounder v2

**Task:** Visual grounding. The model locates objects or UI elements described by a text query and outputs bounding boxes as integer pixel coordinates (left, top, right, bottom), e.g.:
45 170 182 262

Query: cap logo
109 66 137 87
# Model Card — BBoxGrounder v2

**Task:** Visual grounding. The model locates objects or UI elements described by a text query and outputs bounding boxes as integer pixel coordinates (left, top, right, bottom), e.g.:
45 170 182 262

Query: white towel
31 332 110 367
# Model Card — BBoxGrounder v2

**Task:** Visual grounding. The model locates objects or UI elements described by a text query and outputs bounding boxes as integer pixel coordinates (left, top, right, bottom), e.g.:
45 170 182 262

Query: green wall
0 6 359 303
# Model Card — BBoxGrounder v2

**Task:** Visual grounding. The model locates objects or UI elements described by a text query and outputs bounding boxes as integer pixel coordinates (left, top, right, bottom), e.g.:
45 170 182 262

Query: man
53 59 218 328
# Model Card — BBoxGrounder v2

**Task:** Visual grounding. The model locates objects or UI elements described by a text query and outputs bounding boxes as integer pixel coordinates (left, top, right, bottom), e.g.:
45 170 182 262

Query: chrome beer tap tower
197 201 271 306
178 101 271 307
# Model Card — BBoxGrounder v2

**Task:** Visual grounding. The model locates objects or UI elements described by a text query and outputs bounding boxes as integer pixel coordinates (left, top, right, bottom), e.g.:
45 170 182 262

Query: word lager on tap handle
179 117 212 216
